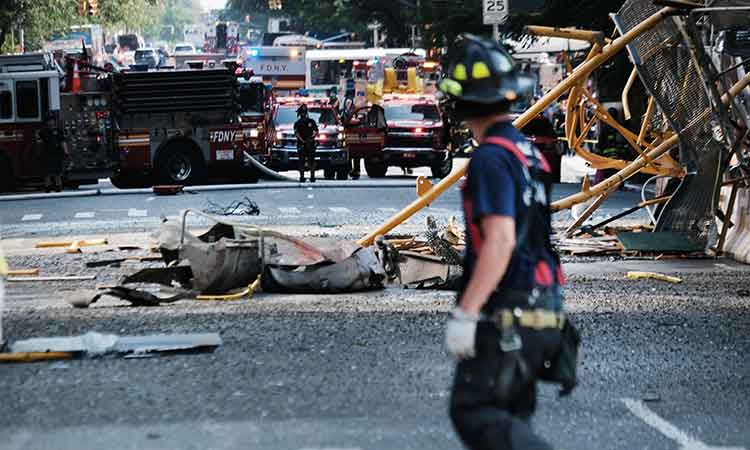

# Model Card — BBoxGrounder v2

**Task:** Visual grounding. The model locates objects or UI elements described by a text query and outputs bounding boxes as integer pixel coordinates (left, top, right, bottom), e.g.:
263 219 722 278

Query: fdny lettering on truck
209 130 238 143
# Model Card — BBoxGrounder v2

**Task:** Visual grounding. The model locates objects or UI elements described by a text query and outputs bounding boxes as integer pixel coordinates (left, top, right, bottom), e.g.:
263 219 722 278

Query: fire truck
238 72 275 161
109 66 261 188
341 55 451 178
0 53 117 192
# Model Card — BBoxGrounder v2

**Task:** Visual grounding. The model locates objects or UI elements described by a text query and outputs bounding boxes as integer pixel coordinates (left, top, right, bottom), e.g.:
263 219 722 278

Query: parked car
133 48 166 69
269 99 349 179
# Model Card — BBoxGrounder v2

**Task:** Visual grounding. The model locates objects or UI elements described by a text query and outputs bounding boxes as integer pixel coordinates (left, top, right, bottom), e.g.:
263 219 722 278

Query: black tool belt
486 287 563 313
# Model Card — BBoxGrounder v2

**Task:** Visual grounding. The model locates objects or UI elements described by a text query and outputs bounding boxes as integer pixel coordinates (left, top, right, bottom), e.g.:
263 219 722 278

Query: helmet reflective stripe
472 62 491 79
439 79 463 96
453 64 468 81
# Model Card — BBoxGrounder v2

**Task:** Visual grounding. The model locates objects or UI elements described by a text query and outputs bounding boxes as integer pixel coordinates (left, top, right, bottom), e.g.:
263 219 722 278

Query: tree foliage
0 0 162 53
223 0 628 49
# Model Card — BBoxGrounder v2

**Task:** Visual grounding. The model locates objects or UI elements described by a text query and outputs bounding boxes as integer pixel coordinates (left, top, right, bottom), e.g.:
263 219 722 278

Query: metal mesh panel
616 0 729 245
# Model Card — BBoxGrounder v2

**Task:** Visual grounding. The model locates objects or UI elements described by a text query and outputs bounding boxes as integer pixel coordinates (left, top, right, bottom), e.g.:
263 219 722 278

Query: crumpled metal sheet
262 247 386 293
10 331 221 356
180 238 263 294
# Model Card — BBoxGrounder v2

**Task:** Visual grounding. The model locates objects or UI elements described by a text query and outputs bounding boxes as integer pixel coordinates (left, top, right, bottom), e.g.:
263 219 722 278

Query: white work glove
445 307 480 360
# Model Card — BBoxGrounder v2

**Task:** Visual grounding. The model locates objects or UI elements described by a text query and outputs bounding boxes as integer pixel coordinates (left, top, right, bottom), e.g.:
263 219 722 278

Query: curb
0 190 99 202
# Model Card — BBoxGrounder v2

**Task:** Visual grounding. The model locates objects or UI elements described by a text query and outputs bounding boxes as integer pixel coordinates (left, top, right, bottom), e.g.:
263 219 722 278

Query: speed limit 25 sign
483 0 509 25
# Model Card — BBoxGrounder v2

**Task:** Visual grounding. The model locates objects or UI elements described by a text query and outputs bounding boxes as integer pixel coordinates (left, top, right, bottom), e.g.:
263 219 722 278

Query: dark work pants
297 141 316 180
450 322 561 450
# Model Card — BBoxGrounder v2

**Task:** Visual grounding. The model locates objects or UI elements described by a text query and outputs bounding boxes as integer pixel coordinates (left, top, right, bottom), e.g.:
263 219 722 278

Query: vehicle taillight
414 127 423 133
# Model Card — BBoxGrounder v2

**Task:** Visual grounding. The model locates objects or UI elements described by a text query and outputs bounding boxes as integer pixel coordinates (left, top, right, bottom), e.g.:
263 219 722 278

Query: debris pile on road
73 209 388 307
384 216 465 260
376 216 465 290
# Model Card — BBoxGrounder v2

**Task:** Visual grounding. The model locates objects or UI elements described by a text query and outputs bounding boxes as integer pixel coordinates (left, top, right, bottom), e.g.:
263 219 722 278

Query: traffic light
87 0 97 16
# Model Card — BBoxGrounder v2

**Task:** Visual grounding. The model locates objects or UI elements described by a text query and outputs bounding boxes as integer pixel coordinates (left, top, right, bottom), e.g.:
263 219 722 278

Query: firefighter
39 114 68 192
327 87 340 116
294 104 319 183
439 34 575 450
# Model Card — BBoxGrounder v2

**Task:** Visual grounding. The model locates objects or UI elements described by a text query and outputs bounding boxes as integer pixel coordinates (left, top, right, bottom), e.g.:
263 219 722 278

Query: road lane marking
329 207 351 214
21 214 42 221
128 208 148 218
621 398 746 450
74 212 95 219
279 207 301 214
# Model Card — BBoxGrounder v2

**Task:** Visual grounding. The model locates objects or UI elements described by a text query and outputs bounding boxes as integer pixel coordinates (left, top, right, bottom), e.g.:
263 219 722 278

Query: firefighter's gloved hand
445 307 479 360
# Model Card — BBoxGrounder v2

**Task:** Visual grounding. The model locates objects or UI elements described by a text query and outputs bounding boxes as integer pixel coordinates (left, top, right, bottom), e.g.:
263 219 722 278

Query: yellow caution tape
626 271 682 284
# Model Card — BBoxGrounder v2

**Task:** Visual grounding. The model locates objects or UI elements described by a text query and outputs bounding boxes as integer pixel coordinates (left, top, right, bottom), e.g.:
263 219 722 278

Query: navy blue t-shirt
460 121 563 296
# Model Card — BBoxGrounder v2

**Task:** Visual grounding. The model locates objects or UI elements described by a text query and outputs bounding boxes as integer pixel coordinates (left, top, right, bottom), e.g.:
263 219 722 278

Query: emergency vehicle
109 66 261 188
0 53 117 191
242 46 306 95
380 94 451 178
237 72 276 160
269 97 349 179
342 55 451 178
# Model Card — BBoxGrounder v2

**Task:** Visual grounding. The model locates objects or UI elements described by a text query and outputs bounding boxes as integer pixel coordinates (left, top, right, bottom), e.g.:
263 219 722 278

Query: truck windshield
239 84 264 112
384 104 440 121
310 60 353 87
275 106 336 126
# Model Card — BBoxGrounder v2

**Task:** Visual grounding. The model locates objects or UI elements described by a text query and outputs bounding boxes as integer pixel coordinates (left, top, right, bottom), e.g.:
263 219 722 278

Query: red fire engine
0 53 117 191
109 65 263 187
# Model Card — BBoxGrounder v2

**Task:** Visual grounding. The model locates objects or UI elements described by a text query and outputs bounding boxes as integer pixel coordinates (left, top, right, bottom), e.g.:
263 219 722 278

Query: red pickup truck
344 95 452 178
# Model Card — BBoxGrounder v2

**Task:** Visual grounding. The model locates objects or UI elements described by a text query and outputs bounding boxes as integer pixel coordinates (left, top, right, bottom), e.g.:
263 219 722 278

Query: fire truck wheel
364 160 388 178
324 168 336 180
0 153 14 192
157 146 205 185
431 153 453 179
335 169 349 180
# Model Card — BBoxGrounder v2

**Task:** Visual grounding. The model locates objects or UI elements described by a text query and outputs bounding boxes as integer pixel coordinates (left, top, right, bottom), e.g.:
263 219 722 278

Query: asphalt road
4 169 732 450
1 254 748 450
0 168 648 239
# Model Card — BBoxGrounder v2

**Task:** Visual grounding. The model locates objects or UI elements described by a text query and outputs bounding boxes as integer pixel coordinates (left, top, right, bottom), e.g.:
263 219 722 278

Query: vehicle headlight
250 129 259 138
86 97 94 107
338 133 344 140
276 131 283 140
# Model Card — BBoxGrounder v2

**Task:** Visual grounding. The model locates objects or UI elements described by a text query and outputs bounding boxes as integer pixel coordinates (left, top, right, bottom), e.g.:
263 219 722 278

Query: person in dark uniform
327 87 340 116
39 114 68 192
439 34 577 450
294 104 318 183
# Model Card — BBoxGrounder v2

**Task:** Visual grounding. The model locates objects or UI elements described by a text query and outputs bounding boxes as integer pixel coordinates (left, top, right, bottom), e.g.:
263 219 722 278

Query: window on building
16 80 40 120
